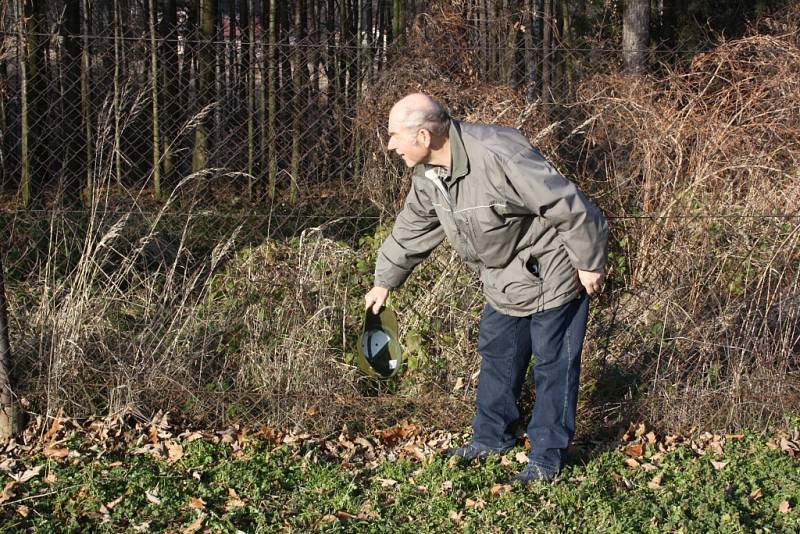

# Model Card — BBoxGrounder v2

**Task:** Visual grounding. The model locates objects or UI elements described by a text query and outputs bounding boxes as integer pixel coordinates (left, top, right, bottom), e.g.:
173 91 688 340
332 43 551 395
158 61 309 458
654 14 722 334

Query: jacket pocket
463 205 521 268
483 252 544 306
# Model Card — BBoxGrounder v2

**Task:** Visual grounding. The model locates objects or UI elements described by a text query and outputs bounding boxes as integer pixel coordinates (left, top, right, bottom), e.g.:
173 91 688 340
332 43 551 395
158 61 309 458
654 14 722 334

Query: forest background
0 0 798 442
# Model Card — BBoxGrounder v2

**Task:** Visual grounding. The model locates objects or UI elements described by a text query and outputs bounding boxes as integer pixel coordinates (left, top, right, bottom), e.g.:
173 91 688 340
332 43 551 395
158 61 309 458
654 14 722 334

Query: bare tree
290 0 308 203
266 0 278 198
149 0 162 199
113 0 123 185
193 0 218 173
62 0 85 206
19 0 47 208
0 251 22 439
160 0 179 189
623 0 650 74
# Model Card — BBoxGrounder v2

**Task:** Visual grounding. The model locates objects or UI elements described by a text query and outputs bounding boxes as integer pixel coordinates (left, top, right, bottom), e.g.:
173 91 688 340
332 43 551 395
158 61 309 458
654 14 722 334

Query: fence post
0 248 23 439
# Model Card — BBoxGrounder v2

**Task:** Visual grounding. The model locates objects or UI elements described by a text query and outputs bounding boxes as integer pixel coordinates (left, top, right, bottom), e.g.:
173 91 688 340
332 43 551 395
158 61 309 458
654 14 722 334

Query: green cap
356 306 403 378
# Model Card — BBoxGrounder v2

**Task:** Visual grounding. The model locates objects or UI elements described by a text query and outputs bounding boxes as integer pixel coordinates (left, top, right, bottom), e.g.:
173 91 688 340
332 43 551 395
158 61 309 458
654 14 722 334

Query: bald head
390 93 450 138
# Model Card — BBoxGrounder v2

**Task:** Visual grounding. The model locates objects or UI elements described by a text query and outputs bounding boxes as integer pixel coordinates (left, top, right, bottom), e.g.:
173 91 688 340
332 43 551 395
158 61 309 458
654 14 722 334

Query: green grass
1 432 798 533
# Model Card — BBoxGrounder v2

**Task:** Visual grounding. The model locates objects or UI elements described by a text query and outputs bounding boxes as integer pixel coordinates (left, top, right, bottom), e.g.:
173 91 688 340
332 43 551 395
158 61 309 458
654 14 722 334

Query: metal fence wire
0 0 690 208
1 1 799 435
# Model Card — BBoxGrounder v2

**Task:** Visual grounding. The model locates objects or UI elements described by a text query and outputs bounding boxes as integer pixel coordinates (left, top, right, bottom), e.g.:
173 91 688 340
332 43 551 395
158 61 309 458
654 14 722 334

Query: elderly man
365 93 608 483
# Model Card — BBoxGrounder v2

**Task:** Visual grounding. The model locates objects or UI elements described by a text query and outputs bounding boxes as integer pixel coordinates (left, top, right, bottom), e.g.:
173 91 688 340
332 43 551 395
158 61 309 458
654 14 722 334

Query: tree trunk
149 0 162 199
193 0 217 173
542 0 552 103
19 0 47 208
523 0 538 102
62 0 84 206
81 0 93 205
560 0 574 96
391 0 405 45
290 0 307 203
113 0 123 185
267 0 278 198
623 0 650 74
243 0 255 200
160 0 178 190
0 251 22 439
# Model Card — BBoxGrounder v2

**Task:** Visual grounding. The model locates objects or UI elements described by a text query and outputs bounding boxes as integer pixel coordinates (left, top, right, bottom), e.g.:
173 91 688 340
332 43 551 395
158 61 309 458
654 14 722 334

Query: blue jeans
471 291 589 473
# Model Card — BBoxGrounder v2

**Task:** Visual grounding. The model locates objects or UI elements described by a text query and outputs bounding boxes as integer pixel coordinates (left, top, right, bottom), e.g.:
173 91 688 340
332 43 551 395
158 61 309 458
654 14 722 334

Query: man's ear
418 128 432 148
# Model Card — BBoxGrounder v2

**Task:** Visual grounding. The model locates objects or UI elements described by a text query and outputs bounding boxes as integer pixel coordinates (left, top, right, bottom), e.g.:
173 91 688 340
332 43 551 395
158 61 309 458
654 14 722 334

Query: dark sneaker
510 462 559 484
443 442 509 462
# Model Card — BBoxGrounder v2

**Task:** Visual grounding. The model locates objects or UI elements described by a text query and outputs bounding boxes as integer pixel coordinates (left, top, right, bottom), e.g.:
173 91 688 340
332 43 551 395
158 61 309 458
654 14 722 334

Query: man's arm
367 178 446 312
503 147 609 295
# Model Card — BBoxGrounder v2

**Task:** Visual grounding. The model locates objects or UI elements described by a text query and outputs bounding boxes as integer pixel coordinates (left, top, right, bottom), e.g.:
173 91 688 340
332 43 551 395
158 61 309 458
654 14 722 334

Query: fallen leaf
43 447 69 459
415 485 428 494
42 410 64 444
749 488 763 501
491 484 512 496
335 511 358 521
449 510 463 524
402 443 427 462
780 438 800 458
17 505 30 517
182 513 205 534
453 377 464 391
647 474 663 490
779 500 793 514
306 406 320 417
165 441 184 463
10 465 43 483
148 424 159 445
645 431 657 444
376 477 398 487
0 482 16 504
708 441 724 455
0 458 15 472
710 460 727 471
375 421 420 446
515 451 530 464
354 437 373 450
320 514 338 523
441 480 453 492
225 487 246 510
145 488 161 505
133 521 151 532
184 432 204 443
641 463 658 472
624 458 641 469
465 497 485 509
188 497 206 510
105 495 124 509
624 444 644 458
726 434 745 440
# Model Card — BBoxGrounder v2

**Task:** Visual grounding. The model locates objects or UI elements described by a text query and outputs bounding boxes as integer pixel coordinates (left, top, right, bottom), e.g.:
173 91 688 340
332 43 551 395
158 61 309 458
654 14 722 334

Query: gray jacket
374 120 608 316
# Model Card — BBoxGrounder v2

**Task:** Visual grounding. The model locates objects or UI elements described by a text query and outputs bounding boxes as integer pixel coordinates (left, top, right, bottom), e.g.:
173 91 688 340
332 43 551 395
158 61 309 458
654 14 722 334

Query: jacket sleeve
503 147 608 272
374 178 446 289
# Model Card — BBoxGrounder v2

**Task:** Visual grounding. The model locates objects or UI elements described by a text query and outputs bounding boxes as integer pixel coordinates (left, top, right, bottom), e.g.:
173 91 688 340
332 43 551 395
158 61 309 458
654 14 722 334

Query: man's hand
577 270 606 297
365 286 390 314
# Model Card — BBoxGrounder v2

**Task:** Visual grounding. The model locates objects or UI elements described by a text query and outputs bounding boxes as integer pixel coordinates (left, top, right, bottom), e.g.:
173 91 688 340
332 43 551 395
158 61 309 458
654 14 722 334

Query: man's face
386 108 429 168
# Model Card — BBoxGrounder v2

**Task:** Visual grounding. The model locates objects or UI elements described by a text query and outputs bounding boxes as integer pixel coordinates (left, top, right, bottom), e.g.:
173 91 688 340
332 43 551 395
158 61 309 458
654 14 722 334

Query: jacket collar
413 120 470 181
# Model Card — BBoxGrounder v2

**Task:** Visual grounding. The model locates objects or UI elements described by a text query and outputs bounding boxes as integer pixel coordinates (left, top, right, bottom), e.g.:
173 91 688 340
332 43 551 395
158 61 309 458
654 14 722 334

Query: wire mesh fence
0 14 690 210
2 207 798 436
1 1 800 435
